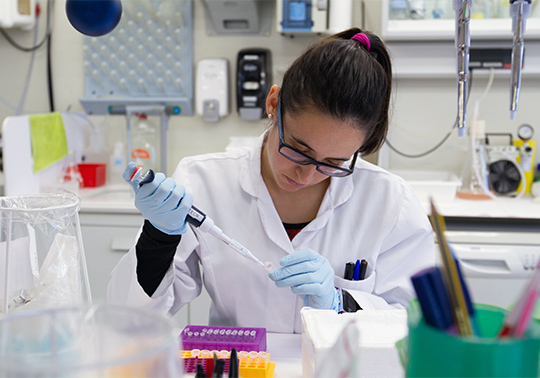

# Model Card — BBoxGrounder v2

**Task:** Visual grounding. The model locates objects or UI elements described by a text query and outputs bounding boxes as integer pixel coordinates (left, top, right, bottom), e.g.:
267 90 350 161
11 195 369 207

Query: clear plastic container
0 304 183 377
0 192 92 315
131 114 157 173
109 141 127 185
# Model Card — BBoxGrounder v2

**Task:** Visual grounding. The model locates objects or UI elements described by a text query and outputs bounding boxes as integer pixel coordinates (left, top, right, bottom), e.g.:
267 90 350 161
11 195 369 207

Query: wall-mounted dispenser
196 58 229 123
237 49 271 121
0 0 35 30
276 0 353 35
201 0 273 36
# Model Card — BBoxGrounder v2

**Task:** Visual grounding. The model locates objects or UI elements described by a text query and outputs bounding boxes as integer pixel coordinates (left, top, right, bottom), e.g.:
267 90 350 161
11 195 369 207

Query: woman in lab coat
108 28 436 333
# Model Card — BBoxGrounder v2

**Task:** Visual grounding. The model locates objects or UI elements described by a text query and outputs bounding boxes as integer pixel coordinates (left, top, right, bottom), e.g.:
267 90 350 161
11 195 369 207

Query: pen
353 259 360 280
359 259 367 280
228 348 239 378
195 364 206 378
344 262 355 280
212 359 225 378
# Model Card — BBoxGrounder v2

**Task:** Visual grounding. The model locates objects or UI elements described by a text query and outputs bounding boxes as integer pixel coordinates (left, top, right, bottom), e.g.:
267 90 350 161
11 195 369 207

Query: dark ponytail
280 28 392 156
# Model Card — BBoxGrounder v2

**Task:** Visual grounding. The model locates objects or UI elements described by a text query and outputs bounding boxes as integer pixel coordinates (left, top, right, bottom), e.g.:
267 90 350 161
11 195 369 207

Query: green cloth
29 113 68 173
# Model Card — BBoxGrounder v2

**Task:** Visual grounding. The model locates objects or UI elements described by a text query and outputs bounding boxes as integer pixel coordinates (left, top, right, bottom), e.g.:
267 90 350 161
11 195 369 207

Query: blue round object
66 0 123 37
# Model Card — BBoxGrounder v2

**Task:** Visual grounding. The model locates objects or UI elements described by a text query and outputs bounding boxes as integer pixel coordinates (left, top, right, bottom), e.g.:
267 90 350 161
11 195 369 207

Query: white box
301 307 408 378
389 170 461 203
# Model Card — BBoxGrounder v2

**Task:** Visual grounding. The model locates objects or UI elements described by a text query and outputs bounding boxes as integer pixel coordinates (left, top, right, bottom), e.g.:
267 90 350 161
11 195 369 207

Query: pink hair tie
351 33 371 52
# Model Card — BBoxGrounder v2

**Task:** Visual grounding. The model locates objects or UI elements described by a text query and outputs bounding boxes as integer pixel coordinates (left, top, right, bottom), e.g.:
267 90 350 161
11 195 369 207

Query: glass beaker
0 304 183 377
0 191 92 314
457 121 492 200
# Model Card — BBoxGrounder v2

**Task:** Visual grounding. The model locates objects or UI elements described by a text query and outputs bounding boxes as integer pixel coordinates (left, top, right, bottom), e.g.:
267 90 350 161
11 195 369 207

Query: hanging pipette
131 167 267 269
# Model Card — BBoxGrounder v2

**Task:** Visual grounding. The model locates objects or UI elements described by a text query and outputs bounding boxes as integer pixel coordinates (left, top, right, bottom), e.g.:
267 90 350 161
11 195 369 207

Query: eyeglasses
277 97 359 177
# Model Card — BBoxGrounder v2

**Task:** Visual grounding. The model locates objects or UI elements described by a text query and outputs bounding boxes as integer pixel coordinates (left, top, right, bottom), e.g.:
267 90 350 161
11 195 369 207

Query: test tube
238 351 249 366
258 352 269 366
248 351 259 366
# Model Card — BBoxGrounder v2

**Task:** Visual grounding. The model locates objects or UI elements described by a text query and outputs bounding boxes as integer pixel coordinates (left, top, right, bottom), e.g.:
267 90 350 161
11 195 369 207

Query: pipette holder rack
80 0 193 117
180 325 267 352
181 349 276 378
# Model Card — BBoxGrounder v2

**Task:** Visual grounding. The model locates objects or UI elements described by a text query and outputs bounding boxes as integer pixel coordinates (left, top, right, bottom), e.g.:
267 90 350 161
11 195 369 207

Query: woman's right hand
123 162 193 235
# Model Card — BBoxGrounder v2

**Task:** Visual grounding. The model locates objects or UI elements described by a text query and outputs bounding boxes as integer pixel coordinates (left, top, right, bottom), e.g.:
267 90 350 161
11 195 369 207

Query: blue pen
353 259 361 280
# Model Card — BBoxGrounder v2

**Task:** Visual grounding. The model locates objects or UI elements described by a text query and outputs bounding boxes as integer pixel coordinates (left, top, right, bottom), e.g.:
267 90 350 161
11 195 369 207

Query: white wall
1 0 538 179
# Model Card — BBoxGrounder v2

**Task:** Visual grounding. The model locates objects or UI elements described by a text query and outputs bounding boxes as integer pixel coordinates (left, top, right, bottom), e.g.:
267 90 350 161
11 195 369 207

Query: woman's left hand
269 248 340 311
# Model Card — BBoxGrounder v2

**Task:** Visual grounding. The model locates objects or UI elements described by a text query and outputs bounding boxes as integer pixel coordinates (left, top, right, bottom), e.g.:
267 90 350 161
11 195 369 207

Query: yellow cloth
29 113 68 173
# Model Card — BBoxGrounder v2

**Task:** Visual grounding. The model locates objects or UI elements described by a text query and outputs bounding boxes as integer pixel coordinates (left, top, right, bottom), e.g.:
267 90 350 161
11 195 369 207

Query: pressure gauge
518 124 534 141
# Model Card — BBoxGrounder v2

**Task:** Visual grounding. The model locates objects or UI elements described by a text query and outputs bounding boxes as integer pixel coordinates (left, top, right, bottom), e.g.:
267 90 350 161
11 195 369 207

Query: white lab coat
108 133 436 333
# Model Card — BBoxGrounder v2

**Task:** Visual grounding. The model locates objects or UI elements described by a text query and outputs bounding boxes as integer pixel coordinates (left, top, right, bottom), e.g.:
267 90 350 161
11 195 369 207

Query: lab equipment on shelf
180 325 267 352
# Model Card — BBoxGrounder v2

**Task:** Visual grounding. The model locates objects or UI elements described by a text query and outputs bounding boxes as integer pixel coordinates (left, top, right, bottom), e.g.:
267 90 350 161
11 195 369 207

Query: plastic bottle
109 141 126 185
390 0 408 20
408 0 425 19
131 114 157 173
83 129 109 164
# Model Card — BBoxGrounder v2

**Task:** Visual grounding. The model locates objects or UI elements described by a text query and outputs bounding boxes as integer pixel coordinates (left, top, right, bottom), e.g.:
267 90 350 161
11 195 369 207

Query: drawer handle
110 237 134 252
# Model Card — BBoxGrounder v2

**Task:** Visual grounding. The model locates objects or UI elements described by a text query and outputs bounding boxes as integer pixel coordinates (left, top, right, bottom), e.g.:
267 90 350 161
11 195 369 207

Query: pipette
130 167 268 269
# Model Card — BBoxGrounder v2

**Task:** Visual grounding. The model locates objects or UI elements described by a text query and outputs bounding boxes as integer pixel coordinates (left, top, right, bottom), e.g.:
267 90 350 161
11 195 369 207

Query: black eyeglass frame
276 97 359 178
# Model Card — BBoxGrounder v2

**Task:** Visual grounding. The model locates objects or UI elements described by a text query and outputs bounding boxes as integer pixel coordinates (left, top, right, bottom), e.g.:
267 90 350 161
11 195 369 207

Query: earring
268 114 273 119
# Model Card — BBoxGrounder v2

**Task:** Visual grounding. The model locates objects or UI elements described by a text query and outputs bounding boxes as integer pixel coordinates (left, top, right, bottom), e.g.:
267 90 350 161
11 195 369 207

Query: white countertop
78 184 540 220
427 195 540 219
78 185 137 213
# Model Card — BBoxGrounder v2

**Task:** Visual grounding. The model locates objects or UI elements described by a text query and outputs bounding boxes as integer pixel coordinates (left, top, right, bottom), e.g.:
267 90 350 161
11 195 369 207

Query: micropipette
131 167 267 269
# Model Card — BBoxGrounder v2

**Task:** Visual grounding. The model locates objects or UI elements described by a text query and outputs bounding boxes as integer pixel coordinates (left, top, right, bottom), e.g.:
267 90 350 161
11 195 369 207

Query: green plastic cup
406 301 540 377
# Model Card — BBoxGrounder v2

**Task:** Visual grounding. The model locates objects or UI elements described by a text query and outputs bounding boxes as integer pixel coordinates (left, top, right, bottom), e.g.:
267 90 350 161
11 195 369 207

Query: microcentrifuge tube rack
180 325 267 352
80 0 194 116
181 349 276 378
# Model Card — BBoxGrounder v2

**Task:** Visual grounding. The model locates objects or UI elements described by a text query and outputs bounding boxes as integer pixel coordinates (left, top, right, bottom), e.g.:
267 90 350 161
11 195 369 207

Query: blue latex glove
123 162 193 235
269 248 340 311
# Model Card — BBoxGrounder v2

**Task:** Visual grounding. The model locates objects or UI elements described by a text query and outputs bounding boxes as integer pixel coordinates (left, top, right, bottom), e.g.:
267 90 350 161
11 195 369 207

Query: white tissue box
301 307 408 378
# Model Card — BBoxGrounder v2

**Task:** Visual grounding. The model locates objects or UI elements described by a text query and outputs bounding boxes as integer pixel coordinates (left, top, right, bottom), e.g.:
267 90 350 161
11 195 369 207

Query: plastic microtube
218 350 229 359
238 351 249 365
250 330 256 338
193 331 199 338
190 349 200 358
231 330 238 337
187 331 193 339
225 329 231 336
219 329 226 336
238 330 244 337
258 352 269 366
248 351 258 366
264 261 277 273
200 350 211 358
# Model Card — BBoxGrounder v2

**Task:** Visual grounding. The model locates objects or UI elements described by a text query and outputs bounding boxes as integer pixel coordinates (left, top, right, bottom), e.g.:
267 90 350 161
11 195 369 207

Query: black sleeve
136 220 182 297
342 289 362 312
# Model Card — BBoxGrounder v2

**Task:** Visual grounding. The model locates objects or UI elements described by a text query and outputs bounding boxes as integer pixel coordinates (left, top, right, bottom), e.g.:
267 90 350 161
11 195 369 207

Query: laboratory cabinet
380 0 540 40
445 216 540 310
